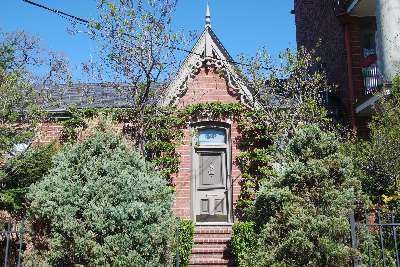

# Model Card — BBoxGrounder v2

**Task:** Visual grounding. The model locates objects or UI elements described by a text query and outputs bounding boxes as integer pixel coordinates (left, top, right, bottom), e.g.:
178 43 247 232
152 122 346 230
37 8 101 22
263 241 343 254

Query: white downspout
376 0 400 82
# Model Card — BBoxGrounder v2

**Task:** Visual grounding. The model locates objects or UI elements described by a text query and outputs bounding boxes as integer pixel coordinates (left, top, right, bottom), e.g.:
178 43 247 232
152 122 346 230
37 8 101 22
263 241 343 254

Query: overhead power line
22 0 88 25
21 0 257 68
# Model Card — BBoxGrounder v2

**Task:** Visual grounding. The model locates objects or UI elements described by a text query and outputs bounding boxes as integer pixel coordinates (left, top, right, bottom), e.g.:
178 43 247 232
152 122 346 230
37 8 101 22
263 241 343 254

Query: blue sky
2 0 296 80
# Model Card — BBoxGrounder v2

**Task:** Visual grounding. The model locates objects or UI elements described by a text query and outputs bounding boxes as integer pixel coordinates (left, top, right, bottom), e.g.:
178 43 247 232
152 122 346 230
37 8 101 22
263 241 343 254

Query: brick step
194 233 231 238
193 237 230 244
195 227 232 235
192 246 226 254
192 244 230 250
189 257 230 266
190 253 225 259
189 226 233 266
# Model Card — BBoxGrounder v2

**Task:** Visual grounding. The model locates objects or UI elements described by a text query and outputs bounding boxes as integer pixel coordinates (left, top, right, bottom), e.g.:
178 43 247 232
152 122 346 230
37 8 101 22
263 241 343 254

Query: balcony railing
362 63 384 95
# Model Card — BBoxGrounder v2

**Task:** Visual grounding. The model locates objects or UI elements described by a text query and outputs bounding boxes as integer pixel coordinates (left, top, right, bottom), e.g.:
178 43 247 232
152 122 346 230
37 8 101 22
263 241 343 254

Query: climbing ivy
235 109 282 219
60 103 246 186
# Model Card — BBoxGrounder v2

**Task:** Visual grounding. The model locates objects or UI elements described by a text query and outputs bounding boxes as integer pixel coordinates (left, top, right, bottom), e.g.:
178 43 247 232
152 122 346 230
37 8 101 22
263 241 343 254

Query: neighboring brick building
294 0 400 135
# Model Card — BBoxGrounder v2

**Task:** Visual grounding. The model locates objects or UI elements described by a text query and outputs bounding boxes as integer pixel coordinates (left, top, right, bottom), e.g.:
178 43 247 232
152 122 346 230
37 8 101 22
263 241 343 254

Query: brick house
33 5 256 265
294 0 400 135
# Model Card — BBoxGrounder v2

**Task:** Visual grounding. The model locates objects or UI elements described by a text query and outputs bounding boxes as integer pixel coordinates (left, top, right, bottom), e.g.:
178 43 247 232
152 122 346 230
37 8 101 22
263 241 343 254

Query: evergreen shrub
242 125 368 267
27 133 176 266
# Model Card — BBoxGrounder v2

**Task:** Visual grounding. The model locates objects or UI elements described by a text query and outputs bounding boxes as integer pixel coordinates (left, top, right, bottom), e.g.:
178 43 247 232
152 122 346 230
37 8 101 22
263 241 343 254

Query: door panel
194 149 229 223
199 152 223 187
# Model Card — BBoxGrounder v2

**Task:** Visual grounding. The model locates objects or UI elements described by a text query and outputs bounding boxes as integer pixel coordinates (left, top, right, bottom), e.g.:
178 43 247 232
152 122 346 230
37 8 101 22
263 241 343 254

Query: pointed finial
205 1 211 28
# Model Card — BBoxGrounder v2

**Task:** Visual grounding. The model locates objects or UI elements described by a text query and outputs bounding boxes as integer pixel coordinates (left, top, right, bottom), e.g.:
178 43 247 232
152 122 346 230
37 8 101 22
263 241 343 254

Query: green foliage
115 106 185 184
0 144 58 217
241 125 368 267
233 46 334 218
177 219 194 267
0 39 40 156
182 102 243 122
354 75 400 207
63 103 245 185
235 109 279 219
27 133 176 266
0 31 69 159
230 222 256 267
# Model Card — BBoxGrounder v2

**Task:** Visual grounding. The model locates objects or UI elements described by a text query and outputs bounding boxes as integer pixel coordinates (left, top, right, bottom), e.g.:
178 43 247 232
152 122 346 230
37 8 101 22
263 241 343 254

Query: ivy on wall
60 102 278 216
235 109 280 219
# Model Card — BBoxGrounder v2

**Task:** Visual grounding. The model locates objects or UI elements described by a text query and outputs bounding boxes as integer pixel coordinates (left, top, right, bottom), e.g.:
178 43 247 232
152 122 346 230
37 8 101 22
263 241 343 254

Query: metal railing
351 211 400 267
363 64 384 96
1 219 26 267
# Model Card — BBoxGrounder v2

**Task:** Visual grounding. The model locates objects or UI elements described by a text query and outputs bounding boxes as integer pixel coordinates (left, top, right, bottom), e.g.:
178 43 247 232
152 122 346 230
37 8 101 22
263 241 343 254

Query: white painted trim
356 95 381 113
347 0 360 13
356 88 391 114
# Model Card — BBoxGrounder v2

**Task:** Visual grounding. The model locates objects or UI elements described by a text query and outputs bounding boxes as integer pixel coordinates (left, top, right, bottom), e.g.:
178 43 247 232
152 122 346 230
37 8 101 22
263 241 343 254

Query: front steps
189 225 233 267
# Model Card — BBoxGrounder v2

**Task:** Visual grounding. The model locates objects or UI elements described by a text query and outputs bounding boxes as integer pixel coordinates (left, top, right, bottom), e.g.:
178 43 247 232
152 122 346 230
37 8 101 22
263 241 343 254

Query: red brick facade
294 0 372 134
295 0 348 92
173 68 242 220
33 122 63 146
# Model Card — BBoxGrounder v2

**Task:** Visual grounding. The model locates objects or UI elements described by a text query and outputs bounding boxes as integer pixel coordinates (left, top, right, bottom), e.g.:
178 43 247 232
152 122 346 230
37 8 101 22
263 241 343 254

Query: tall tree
0 31 70 159
87 0 186 107
80 0 189 154
235 46 336 217
0 31 70 218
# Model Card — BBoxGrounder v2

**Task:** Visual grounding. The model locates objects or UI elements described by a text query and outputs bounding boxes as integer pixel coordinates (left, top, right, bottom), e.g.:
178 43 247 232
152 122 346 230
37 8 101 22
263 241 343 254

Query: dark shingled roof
38 83 136 112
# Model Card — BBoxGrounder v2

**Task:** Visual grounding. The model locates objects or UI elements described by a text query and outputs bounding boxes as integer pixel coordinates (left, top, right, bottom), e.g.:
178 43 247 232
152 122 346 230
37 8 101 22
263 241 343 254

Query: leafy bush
354 75 400 207
230 222 256 267
177 219 194 267
0 144 58 217
27 133 176 266
242 125 368 267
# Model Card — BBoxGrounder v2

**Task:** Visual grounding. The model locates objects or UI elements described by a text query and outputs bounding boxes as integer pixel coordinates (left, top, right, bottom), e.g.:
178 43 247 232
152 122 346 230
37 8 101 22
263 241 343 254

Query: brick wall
295 0 349 121
33 122 63 146
295 0 347 89
173 67 242 220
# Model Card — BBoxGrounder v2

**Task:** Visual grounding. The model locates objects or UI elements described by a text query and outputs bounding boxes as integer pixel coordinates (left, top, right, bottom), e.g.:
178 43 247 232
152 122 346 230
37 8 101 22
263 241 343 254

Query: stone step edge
193 237 230 244
192 247 226 254
195 228 232 234
189 258 230 264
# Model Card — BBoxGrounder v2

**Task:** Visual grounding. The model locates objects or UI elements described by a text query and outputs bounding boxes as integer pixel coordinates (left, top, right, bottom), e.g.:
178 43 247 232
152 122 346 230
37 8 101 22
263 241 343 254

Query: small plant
177 219 195 267
230 222 256 267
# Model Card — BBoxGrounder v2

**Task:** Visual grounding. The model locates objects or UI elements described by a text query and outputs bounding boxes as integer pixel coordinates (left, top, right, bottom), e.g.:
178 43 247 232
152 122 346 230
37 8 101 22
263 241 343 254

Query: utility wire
21 0 257 68
22 0 88 25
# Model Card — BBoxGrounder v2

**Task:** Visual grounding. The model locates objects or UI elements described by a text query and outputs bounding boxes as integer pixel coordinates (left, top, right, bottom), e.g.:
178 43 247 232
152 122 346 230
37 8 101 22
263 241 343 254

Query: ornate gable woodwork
163 27 255 107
